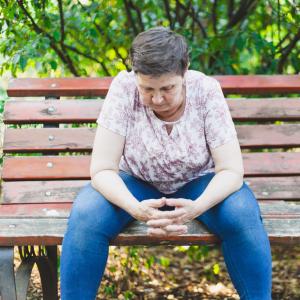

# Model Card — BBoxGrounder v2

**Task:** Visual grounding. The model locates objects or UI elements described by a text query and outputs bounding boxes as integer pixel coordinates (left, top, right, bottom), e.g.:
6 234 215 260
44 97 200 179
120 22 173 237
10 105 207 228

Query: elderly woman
60 27 272 299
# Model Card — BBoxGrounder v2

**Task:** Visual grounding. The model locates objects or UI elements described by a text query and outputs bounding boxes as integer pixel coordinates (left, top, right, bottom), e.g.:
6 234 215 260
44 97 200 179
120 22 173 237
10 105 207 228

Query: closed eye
161 85 175 91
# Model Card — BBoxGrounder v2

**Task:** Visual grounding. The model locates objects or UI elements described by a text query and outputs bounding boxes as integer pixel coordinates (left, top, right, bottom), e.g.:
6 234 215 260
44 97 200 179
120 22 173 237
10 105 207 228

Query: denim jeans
60 171 272 300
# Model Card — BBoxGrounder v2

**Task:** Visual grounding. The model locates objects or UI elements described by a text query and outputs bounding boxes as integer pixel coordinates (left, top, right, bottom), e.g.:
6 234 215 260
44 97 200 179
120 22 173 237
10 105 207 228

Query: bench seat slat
228 98 300 121
2 177 300 203
7 75 300 97
2 153 300 181
3 124 300 153
4 99 300 124
2 180 89 204
0 218 299 246
3 100 103 124
0 203 71 217
7 78 112 97
0 201 299 218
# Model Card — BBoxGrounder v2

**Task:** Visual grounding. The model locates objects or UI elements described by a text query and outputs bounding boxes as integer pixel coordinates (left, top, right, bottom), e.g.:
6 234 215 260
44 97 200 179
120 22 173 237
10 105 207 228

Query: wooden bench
1 75 300 299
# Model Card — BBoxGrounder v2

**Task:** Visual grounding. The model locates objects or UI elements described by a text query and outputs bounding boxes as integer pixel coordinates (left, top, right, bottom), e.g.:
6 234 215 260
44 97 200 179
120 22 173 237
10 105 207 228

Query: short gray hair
130 27 189 77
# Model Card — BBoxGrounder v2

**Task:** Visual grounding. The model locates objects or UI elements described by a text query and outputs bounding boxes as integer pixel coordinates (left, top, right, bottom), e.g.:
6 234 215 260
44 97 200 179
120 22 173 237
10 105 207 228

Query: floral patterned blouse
97 70 237 194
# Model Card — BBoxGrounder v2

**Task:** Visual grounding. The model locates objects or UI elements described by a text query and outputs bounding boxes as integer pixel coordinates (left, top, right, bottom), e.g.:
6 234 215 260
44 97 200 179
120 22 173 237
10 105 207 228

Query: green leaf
19 55 27 71
124 290 135 300
213 263 220 275
49 60 58 70
53 31 61 42
89 28 98 38
145 255 155 269
106 49 116 60
159 256 170 267
12 53 20 65
117 47 128 59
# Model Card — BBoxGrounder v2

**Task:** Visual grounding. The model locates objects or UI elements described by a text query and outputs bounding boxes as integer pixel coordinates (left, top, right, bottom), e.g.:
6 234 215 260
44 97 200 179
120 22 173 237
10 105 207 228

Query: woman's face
135 72 185 116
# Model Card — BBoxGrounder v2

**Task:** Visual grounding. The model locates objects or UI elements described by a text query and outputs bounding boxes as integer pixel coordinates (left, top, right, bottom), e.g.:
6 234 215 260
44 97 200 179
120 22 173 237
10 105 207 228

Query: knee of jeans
67 182 112 233
217 183 262 235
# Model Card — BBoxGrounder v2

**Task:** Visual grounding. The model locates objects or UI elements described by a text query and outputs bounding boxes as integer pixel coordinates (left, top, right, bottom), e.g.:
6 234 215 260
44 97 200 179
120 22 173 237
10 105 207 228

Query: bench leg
0 246 17 300
37 246 58 300
15 256 35 300
16 245 58 300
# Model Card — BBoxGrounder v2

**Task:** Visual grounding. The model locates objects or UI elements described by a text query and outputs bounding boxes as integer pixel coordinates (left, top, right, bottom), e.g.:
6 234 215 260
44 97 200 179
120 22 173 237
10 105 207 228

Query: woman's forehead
135 72 183 88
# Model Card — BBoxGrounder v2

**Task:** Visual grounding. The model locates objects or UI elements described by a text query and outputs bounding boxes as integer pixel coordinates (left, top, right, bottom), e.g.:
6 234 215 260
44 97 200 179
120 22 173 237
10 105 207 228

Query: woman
60 27 272 299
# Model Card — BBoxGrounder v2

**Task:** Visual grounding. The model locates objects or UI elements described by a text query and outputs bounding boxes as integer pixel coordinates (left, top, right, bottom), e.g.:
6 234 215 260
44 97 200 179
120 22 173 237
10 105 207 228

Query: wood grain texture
3 99 300 124
2 152 300 181
7 75 300 97
227 98 300 121
0 218 299 246
2 177 300 204
3 124 300 153
0 201 299 218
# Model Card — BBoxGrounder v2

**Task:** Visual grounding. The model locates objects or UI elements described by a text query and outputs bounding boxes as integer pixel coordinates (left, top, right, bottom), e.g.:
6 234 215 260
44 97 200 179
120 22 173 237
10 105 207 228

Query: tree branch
57 0 78 77
275 32 291 51
16 0 79 76
57 0 65 42
175 1 207 38
64 44 111 75
277 0 281 53
278 28 300 73
228 0 234 20
77 0 130 70
227 0 258 29
162 0 174 29
174 0 192 26
123 0 139 35
187 5 207 38
212 0 218 34
128 0 144 32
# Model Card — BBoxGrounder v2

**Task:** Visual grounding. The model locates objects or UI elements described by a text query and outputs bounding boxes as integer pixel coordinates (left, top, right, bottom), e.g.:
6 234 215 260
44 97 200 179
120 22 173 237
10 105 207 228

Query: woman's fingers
142 197 166 208
147 225 188 236
165 198 189 207
147 227 167 236
154 208 185 219
147 218 173 227
164 224 188 233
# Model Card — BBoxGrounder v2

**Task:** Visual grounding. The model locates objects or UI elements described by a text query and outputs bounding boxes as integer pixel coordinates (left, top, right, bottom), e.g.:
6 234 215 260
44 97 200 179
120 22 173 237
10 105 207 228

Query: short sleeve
97 71 130 136
203 78 237 149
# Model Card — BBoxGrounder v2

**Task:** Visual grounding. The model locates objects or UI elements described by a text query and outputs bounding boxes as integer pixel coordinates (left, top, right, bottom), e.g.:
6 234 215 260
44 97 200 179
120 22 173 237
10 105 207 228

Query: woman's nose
152 92 164 104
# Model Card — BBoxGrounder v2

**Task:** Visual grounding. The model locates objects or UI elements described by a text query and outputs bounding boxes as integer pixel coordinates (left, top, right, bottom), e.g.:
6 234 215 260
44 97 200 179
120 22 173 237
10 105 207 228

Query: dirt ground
13 244 300 300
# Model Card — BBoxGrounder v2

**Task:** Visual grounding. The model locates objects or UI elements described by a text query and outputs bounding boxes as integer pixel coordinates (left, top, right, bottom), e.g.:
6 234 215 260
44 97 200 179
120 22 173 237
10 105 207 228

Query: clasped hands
133 197 201 236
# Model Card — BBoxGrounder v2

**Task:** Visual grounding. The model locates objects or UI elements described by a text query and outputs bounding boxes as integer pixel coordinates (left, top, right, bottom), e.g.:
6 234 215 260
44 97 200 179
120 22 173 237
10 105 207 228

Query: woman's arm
90 125 140 215
90 126 184 222
194 136 244 214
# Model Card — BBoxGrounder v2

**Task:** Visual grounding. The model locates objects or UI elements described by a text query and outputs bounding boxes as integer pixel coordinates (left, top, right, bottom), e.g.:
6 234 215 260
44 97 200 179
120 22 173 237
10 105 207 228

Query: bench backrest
1 75 300 245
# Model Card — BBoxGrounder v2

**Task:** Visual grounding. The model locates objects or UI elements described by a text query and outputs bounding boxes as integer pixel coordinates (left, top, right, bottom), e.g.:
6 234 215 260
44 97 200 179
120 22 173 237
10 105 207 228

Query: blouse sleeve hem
97 121 127 137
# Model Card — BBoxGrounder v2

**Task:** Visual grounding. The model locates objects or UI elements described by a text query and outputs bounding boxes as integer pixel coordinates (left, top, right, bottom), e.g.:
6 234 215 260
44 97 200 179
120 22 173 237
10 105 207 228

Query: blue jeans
60 172 272 300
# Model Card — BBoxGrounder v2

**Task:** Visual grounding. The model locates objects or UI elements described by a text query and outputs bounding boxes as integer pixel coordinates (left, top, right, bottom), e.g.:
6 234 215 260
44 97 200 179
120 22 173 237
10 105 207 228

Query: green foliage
0 0 299 77
103 283 116 297
0 88 7 114
0 88 8 167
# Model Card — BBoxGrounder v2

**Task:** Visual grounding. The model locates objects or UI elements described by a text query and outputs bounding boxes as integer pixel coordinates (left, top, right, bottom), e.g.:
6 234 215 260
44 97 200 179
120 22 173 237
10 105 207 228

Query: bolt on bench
1 75 300 299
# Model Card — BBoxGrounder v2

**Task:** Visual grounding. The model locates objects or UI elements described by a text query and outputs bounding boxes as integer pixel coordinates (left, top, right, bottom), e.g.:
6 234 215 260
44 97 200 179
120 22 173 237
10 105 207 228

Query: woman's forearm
194 170 244 215
91 170 140 215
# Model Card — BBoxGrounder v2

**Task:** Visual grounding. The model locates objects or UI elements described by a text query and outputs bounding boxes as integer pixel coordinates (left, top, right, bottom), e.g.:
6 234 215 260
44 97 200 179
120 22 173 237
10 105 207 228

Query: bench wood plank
7 75 300 97
0 202 299 218
2 177 300 203
2 153 300 181
4 99 300 124
0 218 299 246
3 124 300 153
